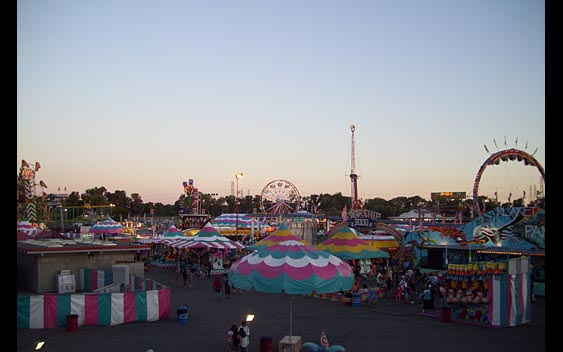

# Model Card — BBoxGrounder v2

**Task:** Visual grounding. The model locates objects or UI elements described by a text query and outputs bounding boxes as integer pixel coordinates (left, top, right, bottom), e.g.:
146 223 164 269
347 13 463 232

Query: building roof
17 238 150 255
421 244 545 257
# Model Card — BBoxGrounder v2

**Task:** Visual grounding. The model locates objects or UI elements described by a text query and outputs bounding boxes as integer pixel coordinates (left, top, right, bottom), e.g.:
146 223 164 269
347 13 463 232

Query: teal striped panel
16 296 30 329
135 291 147 321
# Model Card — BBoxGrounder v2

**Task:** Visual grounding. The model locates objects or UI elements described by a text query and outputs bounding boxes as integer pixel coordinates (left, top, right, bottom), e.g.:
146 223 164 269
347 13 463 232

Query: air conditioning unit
112 264 130 285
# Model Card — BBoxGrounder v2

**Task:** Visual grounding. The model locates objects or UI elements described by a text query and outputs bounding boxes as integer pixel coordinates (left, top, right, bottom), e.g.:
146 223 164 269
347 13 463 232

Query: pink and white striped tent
169 225 245 250
161 225 185 238
17 221 41 240
89 218 123 234
137 225 185 245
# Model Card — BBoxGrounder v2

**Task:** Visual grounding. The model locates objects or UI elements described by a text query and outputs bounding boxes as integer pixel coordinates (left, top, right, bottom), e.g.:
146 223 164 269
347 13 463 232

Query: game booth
441 256 532 327
17 267 171 329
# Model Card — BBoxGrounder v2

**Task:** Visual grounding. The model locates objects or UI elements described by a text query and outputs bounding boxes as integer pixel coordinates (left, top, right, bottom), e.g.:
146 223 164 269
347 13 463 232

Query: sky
17 0 545 206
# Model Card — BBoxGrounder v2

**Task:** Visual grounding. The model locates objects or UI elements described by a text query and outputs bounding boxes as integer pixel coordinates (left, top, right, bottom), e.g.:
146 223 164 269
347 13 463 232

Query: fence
17 277 170 329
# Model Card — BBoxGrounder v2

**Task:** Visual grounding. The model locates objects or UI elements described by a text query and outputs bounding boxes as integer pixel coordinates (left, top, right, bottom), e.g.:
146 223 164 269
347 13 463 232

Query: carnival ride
348 124 362 210
472 146 545 215
260 179 301 215
17 160 47 223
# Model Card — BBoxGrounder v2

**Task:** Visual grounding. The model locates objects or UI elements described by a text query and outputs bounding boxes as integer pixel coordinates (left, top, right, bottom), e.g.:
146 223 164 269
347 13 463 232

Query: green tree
130 193 144 217
65 192 84 207
81 186 109 206
106 190 130 221
317 193 349 216
363 197 392 218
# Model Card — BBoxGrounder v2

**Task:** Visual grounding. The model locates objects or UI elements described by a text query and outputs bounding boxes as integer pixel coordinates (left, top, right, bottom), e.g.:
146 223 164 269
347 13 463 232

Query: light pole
234 172 244 237
59 206 67 232
59 206 64 231
150 208 155 237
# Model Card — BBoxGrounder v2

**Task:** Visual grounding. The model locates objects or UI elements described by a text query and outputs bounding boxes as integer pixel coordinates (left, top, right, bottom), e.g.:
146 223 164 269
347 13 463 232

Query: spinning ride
260 179 301 215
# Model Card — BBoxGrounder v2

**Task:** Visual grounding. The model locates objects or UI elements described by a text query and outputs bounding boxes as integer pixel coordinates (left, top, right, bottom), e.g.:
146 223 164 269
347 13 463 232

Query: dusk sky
17 0 545 205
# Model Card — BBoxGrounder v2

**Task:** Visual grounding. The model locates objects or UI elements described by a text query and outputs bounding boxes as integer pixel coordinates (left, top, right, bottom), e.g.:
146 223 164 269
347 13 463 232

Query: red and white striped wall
17 287 170 329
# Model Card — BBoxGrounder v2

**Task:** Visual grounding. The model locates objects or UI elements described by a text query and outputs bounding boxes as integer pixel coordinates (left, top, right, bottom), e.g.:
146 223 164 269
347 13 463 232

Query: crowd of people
347 260 443 311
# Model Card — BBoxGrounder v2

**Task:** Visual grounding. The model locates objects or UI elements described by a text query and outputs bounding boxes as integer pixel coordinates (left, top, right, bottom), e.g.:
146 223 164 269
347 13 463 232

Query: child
396 284 404 303
212 276 223 300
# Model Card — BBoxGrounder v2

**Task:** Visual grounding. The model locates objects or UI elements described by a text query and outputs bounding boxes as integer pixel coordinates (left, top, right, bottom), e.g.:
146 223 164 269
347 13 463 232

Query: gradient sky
17 0 545 205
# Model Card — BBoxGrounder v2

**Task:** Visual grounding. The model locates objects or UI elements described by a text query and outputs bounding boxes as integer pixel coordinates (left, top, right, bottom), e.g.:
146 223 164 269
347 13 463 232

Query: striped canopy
229 239 354 294
212 213 275 235
137 226 184 244
212 213 253 228
161 225 185 238
358 233 400 249
315 225 389 260
90 218 123 234
169 225 245 250
135 228 153 237
17 221 41 240
137 238 161 244
246 223 308 250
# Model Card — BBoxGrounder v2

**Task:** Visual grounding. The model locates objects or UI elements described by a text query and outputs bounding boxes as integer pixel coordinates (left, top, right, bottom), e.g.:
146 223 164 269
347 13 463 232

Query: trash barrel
441 307 451 322
344 292 353 306
352 292 361 307
177 305 189 324
66 314 78 332
260 336 273 352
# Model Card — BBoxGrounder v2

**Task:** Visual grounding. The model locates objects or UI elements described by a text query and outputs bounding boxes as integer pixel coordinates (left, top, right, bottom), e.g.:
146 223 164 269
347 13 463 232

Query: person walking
212 276 223 300
422 284 432 313
182 268 188 288
189 261 197 286
227 324 241 351
224 278 231 299
238 320 250 352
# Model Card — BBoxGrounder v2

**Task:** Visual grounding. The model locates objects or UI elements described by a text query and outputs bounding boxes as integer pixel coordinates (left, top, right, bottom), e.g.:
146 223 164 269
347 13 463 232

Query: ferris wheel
260 179 301 215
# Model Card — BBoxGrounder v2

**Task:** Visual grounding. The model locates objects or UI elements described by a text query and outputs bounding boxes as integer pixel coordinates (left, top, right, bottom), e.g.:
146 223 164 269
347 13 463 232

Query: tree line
18 184 544 225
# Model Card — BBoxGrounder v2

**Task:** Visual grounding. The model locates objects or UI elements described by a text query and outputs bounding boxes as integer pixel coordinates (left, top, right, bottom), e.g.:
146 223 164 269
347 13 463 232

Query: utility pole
235 172 244 237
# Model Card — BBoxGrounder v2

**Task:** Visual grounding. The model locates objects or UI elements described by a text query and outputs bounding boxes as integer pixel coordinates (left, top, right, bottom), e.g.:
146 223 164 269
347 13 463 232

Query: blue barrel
177 305 189 324
352 293 361 307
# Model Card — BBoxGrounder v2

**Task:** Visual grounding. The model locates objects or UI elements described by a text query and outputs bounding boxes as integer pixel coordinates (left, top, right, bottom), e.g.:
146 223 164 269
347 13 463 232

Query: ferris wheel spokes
260 179 301 216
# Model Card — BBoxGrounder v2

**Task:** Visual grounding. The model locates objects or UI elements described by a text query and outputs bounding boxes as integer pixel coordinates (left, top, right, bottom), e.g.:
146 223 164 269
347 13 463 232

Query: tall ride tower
349 125 362 210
